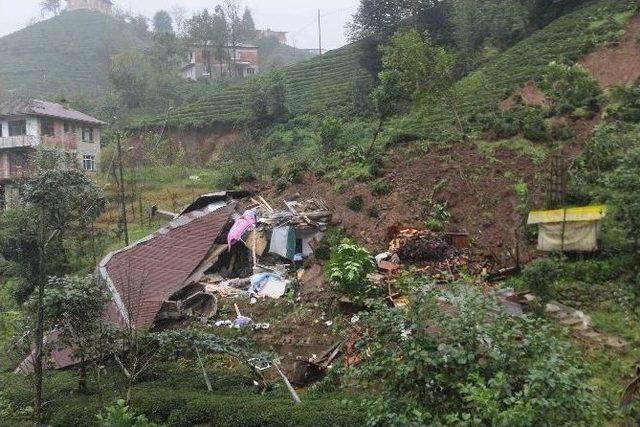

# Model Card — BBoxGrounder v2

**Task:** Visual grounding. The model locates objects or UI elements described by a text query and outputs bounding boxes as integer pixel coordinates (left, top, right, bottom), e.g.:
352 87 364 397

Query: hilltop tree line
350 0 591 74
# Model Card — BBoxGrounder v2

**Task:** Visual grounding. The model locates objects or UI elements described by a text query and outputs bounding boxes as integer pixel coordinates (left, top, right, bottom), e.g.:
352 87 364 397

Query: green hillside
0 10 149 98
391 0 637 140
137 43 371 128
140 0 636 132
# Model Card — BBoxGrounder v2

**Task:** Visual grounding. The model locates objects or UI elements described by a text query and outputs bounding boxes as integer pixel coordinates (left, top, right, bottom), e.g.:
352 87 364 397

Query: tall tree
368 29 453 152
153 10 174 34
239 7 256 42
224 0 243 76
169 4 187 35
186 8 229 78
41 275 109 393
40 0 61 17
3 150 104 425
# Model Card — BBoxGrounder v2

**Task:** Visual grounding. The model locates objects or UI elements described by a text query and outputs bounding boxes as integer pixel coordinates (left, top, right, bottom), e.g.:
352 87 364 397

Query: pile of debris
381 228 491 281
390 229 458 262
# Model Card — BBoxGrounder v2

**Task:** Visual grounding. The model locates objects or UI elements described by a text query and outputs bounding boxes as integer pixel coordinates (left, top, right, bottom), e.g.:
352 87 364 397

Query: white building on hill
66 0 113 15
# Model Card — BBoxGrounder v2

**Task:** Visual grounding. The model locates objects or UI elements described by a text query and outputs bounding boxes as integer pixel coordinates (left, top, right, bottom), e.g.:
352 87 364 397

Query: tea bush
349 283 609 426
541 62 602 113
521 256 563 302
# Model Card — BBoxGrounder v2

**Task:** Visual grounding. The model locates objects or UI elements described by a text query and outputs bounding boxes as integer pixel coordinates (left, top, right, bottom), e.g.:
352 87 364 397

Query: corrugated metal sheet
527 205 606 225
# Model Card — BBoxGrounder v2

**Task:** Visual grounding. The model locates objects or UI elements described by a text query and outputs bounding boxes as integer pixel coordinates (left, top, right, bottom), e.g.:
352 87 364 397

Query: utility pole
317 9 322 56
117 132 129 246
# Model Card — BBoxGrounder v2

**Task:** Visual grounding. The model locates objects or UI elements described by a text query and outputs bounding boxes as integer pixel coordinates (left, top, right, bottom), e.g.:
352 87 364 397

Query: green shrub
48 398 104 427
318 117 343 152
549 121 573 140
541 62 602 112
97 399 154 427
367 206 380 218
166 395 364 427
347 195 364 212
349 283 609 426
370 179 391 196
326 238 378 305
425 217 444 232
521 257 563 302
132 389 188 423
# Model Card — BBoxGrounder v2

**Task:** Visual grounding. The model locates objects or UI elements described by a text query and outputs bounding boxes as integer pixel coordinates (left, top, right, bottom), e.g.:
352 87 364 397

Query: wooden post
117 132 129 246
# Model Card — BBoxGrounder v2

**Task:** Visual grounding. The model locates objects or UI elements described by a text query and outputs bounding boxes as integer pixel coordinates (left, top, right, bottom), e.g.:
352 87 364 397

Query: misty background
0 0 359 50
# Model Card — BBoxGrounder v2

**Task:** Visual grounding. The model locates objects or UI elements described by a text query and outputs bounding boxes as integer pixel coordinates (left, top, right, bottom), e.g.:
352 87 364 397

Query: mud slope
580 14 640 88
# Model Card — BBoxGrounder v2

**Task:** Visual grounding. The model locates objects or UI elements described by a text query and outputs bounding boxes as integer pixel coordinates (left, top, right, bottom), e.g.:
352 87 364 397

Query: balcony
0 135 41 149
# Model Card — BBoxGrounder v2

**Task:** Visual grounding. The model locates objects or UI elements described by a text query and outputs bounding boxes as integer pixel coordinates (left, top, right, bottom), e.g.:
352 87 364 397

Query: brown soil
579 14 640 88
499 84 550 111
250 140 547 266
128 126 241 166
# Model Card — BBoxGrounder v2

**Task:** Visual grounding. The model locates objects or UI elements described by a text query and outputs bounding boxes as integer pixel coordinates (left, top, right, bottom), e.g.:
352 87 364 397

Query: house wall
67 0 112 15
77 127 101 172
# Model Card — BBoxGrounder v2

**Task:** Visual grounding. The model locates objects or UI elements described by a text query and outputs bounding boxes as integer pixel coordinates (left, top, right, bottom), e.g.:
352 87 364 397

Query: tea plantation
0 9 149 98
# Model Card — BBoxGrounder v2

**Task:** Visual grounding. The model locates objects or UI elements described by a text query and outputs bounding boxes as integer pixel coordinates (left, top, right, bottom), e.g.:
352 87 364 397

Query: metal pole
318 9 322 56
117 132 129 246
274 362 301 404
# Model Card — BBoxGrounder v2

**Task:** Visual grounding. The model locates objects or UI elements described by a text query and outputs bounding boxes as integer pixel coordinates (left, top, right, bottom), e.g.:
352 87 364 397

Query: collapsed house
17 194 331 372
102 195 330 329
527 205 606 252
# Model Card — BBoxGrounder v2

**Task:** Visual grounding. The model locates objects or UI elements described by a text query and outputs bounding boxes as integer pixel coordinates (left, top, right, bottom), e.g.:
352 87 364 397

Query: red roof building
100 203 234 328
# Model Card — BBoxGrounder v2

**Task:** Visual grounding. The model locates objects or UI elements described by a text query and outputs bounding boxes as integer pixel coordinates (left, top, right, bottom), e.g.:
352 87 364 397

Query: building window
64 121 69 133
247 68 255 75
0 124 3 137
82 127 94 142
41 118 55 136
189 51 195 62
8 120 27 137
83 155 96 171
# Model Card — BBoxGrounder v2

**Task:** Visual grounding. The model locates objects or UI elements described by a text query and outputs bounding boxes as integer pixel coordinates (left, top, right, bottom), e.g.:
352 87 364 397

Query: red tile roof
100 204 233 328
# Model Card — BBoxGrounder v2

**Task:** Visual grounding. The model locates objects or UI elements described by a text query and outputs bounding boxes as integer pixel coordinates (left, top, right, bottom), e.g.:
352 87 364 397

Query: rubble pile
390 229 458 262
384 228 491 281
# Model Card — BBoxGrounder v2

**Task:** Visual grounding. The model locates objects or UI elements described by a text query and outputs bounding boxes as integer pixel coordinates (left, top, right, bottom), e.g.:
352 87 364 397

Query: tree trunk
366 117 385 156
33 211 46 426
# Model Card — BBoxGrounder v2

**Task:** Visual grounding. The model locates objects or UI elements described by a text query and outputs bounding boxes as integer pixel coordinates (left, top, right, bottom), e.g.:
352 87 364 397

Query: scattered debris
291 341 344 386
390 229 458 262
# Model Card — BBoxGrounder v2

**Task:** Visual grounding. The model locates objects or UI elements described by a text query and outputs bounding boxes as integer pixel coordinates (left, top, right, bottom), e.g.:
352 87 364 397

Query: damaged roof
0 96 107 125
100 203 234 328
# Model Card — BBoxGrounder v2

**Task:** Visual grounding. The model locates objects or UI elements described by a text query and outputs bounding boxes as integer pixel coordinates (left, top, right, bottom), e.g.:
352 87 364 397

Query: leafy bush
326 239 377 304
521 257 563 302
166 395 363 427
541 61 602 113
347 195 364 212
349 284 609 426
481 106 549 141
97 399 155 427
318 117 343 152
370 179 391 196
605 83 640 123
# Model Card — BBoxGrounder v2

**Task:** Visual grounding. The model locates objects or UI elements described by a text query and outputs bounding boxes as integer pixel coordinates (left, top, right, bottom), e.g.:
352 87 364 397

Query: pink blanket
227 210 257 249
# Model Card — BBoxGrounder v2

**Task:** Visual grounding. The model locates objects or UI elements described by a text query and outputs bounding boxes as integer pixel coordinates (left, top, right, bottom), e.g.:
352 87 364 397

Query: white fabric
537 221 600 252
